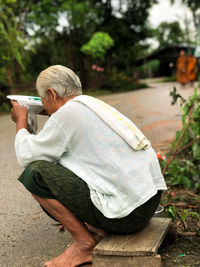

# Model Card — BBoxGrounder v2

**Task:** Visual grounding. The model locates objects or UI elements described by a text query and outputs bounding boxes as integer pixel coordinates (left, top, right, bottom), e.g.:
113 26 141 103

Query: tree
153 21 185 49
171 0 200 29
0 0 158 90
81 32 114 60
0 4 26 90
171 0 200 44
95 0 158 72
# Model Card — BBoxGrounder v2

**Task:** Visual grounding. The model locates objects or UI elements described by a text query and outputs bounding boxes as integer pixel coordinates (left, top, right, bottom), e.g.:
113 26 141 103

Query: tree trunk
6 68 14 94
63 36 74 70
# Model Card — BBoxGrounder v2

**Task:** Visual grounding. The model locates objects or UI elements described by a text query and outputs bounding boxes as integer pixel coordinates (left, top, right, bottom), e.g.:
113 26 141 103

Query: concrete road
0 80 195 266
100 80 195 151
0 115 72 267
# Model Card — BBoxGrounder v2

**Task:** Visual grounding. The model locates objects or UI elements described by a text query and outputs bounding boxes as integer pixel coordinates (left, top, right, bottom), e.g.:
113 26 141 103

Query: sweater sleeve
15 117 69 168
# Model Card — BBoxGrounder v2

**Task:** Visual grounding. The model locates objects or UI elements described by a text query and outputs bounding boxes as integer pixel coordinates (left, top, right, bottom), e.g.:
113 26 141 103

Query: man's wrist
16 118 27 132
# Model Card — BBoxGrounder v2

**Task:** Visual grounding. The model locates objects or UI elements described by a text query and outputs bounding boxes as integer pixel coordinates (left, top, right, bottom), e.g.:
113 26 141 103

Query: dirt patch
160 235 200 266
158 187 200 267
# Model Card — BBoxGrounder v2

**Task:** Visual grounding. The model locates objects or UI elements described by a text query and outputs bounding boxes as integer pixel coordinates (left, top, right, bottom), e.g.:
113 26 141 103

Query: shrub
138 59 160 78
101 71 147 92
163 86 200 192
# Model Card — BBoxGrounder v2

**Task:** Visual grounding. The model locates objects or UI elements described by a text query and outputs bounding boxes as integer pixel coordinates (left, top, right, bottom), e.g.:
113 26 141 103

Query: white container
154 204 164 217
7 95 44 134
7 95 44 113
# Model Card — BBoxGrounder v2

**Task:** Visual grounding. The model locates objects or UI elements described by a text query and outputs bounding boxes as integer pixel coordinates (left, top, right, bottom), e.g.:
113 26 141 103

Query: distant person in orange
187 51 197 86
176 50 188 87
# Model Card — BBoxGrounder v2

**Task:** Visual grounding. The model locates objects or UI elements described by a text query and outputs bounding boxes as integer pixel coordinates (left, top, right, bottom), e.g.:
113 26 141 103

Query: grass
161 76 177 82
85 82 148 97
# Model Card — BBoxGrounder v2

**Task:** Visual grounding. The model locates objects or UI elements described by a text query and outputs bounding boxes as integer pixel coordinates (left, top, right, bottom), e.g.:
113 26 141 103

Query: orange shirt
187 56 197 81
176 55 188 84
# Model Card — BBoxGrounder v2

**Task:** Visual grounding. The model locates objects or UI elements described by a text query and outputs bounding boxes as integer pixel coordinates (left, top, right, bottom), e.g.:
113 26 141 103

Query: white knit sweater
15 99 167 218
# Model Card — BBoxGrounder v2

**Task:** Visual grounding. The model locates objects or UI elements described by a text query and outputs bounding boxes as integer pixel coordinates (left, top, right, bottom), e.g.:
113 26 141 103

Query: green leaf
180 210 189 222
192 143 200 160
191 212 200 221
181 176 191 189
165 206 176 220
81 31 114 59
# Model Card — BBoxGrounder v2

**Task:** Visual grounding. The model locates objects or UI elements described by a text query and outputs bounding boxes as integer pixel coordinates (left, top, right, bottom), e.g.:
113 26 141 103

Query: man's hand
11 101 28 132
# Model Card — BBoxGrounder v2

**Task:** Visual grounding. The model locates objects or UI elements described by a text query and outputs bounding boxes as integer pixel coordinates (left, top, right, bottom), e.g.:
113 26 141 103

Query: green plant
138 59 160 78
165 160 200 189
162 86 200 191
161 76 177 82
169 86 186 106
81 32 114 60
180 210 200 224
0 102 11 112
101 71 148 92
169 86 200 151
0 5 26 88
165 205 177 221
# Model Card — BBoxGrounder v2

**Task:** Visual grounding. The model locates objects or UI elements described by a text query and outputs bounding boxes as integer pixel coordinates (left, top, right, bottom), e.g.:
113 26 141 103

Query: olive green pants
18 160 161 234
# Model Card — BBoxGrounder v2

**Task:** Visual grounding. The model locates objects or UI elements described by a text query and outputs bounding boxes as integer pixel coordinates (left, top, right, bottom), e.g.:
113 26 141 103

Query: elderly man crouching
11 65 167 267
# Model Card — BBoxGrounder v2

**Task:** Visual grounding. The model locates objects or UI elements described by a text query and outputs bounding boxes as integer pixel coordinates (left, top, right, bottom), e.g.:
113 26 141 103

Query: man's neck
56 95 78 110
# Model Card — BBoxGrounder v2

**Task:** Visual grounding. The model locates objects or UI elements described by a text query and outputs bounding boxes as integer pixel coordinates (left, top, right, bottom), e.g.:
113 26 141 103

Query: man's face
41 89 57 116
180 50 185 57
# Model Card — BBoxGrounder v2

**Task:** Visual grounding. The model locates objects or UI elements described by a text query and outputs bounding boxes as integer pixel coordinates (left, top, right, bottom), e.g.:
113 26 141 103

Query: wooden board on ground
93 217 172 259
93 254 162 267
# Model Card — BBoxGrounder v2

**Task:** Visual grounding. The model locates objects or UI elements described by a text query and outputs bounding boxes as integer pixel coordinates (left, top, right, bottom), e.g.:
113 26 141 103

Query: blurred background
0 0 200 111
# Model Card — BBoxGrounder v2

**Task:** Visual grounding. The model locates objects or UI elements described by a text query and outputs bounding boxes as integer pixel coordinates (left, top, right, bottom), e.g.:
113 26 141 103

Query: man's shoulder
52 100 91 123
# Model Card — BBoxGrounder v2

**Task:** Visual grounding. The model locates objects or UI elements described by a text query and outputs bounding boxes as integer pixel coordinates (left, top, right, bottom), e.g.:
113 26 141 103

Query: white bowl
7 95 44 113
154 204 164 217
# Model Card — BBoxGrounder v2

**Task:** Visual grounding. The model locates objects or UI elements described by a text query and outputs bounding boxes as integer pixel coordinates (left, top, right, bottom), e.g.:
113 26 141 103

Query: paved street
0 80 196 266
100 80 195 151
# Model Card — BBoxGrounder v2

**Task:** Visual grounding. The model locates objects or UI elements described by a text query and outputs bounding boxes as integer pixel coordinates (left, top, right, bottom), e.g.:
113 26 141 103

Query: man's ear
47 88 57 100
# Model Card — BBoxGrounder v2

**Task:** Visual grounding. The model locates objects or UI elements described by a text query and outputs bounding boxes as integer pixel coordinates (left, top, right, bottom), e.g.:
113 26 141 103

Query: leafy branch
162 86 200 191
162 104 194 175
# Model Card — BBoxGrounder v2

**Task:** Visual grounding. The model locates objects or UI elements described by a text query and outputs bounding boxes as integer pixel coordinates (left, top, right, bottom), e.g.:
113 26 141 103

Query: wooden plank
93 254 162 267
93 217 171 257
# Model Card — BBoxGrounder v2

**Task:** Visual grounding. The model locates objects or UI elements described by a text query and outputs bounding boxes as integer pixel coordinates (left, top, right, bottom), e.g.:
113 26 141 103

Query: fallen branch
163 203 198 209
177 231 200 237
184 190 200 200
182 232 200 236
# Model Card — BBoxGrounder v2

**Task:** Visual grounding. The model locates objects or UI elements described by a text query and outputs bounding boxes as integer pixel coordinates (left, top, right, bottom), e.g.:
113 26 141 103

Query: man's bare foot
44 240 95 267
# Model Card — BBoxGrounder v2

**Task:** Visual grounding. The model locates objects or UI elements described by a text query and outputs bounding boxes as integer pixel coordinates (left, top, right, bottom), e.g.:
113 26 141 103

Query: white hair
36 65 82 99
